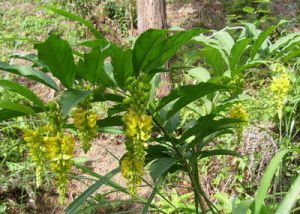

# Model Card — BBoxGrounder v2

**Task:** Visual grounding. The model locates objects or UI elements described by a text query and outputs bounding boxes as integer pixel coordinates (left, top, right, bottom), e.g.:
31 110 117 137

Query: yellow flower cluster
44 133 75 203
229 103 249 142
73 101 98 153
23 126 49 187
23 105 75 204
228 74 245 95
229 103 249 121
121 76 153 194
270 68 290 118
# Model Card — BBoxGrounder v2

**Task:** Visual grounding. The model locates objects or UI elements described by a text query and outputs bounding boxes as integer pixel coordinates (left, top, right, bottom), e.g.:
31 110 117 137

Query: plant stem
150 111 207 213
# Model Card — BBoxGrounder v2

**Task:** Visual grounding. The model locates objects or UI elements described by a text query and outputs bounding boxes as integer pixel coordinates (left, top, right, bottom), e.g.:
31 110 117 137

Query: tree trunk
136 0 172 97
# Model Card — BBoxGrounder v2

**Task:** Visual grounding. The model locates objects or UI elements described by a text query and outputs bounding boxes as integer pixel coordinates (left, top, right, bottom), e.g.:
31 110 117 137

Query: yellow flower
270 72 290 118
229 103 249 121
229 103 249 143
73 103 98 153
121 76 153 194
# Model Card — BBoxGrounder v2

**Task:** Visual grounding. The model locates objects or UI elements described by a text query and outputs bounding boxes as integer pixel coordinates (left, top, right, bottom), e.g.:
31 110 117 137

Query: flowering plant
0 7 299 214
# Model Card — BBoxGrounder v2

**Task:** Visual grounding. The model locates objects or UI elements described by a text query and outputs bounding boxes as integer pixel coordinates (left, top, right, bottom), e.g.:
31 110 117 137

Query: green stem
149 111 206 213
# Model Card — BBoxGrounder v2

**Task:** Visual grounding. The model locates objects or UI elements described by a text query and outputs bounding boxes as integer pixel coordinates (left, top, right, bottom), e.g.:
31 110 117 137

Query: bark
137 0 172 97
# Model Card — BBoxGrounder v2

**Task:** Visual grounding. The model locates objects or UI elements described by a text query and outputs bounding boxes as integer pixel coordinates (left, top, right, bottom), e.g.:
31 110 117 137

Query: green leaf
0 101 35 115
98 127 123 134
35 34 76 88
157 82 227 119
111 48 133 89
83 45 116 86
187 67 211 82
250 21 286 59
146 145 172 164
0 108 43 121
60 89 92 116
0 62 59 91
39 7 105 40
77 39 108 48
65 168 120 214
158 102 180 133
199 46 227 75
254 150 289 214
133 29 169 75
275 174 300 214
232 199 253 214
93 93 123 103
150 158 177 182
214 30 235 55
269 33 300 54
0 80 43 107
283 48 300 62
97 116 123 127
133 28 208 74
243 6 255 13
0 109 26 121
229 38 252 72
194 149 241 160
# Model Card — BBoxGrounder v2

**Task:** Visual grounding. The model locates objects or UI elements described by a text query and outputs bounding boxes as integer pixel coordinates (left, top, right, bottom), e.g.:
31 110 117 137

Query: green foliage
0 6 299 214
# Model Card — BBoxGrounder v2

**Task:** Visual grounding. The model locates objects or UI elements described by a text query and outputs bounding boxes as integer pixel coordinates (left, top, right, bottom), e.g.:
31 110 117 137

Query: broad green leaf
111 48 133 89
157 82 227 119
39 7 105 40
142 28 207 73
0 80 43 107
60 89 92 116
0 101 35 115
93 93 124 103
193 35 228 62
241 22 261 39
65 168 120 214
132 29 169 75
243 6 255 13
236 60 267 74
275 174 300 214
232 199 253 214
35 34 76 88
283 48 300 62
195 149 241 160
254 150 289 214
133 28 208 74
158 102 180 133
0 108 43 121
0 62 59 91
229 38 252 72
199 46 227 75
97 116 123 127
275 39 300 59
77 39 108 48
146 145 172 164
83 45 116 86
250 21 286 59
214 30 235 55
0 109 26 121
187 67 211 83
150 158 177 182
269 33 300 54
